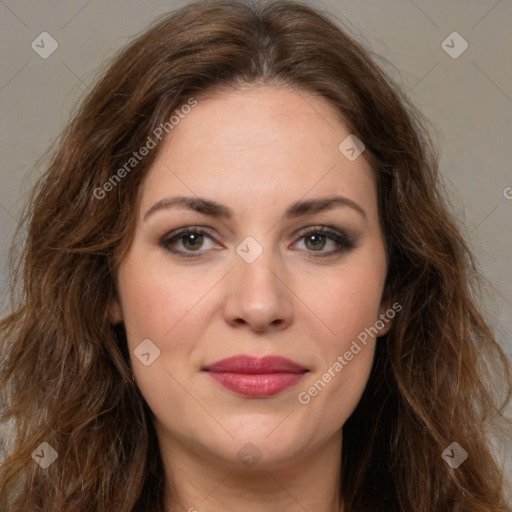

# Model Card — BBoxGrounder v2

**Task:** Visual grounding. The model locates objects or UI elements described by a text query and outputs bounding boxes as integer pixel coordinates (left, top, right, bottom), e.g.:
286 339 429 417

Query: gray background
1 0 511 487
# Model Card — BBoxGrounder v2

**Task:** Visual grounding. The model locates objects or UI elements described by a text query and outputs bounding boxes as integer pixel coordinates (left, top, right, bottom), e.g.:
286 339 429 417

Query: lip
202 355 309 398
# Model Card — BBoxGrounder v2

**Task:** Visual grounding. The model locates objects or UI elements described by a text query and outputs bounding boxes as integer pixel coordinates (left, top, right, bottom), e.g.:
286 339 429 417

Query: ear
109 297 124 325
375 299 399 337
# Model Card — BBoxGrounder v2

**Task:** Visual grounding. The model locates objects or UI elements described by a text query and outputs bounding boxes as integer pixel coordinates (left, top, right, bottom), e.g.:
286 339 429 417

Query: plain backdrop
1 0 511 488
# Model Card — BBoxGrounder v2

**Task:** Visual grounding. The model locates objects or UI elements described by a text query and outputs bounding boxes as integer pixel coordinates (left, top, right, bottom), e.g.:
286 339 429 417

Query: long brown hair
1 1 510 510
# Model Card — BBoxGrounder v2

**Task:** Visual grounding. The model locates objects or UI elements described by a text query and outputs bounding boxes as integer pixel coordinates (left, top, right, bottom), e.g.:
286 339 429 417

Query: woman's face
112 84 391 470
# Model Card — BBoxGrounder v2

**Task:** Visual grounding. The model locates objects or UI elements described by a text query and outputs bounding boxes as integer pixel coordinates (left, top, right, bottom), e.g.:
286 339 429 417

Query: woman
1 1 510 510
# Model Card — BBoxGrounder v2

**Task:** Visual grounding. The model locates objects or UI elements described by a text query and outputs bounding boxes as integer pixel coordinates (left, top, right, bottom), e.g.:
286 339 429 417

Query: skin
111 84 392 512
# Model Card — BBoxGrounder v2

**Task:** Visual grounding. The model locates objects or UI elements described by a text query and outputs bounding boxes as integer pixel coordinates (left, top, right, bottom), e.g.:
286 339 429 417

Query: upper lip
202 355 308 374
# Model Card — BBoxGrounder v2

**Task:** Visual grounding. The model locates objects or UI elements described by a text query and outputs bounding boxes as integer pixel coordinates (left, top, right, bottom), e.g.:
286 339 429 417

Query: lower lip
207 372 306 397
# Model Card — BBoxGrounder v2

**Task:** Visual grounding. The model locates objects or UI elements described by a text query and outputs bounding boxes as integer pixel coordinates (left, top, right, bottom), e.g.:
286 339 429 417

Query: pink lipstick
202 355 308 398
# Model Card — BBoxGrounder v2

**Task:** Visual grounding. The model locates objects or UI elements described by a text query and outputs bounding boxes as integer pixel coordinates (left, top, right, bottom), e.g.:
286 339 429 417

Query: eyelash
160 226 355 259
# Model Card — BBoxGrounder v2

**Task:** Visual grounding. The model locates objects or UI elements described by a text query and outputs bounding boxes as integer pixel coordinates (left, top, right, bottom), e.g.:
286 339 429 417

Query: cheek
117 252 221 396
294 259 384 423
117 260 201 417
310 258 386 349
117 253 204 341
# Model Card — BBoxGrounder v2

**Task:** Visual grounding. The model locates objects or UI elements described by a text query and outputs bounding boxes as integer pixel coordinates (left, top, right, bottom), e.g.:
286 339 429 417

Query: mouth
202 355 309 398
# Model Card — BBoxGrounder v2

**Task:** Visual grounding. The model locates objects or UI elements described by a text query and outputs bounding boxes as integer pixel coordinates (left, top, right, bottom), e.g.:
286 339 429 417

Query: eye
160 225 355 259
292 226 355 257
160 227 219 258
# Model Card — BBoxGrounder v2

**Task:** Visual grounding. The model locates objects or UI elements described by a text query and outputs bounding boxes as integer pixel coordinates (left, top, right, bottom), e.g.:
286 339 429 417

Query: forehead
139 85 378 224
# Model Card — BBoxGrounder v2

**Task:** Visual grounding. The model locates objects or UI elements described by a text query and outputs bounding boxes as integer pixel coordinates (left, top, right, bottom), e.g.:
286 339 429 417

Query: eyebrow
144 195 367 222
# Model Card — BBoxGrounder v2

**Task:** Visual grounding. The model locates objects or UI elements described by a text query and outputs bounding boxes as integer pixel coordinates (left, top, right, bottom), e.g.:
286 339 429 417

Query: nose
222 247 294 333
